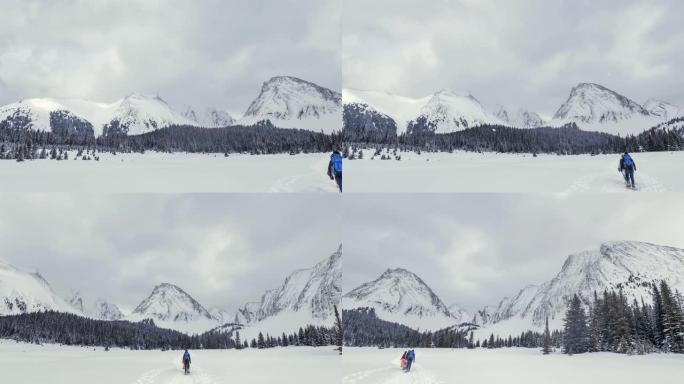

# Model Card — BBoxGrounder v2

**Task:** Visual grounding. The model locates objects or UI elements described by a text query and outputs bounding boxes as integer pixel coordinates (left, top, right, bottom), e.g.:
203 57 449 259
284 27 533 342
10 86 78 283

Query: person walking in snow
618 152 636 188
405 349 415 372
327 150 343 192
182 349 191 374
400 350 407 369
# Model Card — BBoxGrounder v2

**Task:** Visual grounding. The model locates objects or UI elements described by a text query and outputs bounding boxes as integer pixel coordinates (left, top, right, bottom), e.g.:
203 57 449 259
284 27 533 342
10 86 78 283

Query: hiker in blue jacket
405 349 416 372
182 350 191 374
328 150 343 192
618 152 636 188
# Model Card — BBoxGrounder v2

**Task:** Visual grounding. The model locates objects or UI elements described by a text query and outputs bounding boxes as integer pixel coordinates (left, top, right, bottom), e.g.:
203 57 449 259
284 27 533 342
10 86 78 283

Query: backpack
331 153 342 174
623 154 633 167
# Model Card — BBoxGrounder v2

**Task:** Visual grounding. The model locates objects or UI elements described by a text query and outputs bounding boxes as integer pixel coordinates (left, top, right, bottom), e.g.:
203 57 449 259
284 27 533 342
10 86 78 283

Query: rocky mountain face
343 267 456 330
131 283 214 322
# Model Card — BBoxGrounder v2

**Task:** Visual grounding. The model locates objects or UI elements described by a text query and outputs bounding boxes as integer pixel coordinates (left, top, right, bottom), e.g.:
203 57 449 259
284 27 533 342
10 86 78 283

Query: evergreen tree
542 316 551 354
563 294 589 354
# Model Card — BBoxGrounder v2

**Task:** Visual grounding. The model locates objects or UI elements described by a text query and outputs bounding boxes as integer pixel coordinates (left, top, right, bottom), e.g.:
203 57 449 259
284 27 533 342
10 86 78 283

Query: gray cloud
343 193 684 311
343 0 684 118
0 194 341 313
0 0 341 116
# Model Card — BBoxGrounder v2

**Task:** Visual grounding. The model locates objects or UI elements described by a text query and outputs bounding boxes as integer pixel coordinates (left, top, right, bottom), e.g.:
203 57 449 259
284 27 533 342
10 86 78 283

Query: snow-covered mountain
549 83 661 135
448 303 470 323
475 241 684 336
493 105 545 128
131 283 213 323
233 246 342 339
0 259 77 316
343 268 457 331
343 88 503 134
415 90 503 133
240 76 342 133
67 291 123 321
182 106 235 128
643 98 679 121
0 94 196 137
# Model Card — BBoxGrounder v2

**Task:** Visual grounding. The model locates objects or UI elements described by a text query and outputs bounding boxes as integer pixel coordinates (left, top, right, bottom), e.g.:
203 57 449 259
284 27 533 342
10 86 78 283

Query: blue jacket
407 350 415 361
183 351 191 362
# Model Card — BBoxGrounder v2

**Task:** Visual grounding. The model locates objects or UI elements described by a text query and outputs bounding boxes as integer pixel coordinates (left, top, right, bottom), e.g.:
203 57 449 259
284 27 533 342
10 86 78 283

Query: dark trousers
334 172 342 192
183 360 190 373
625 167 635 187
406 358 413 371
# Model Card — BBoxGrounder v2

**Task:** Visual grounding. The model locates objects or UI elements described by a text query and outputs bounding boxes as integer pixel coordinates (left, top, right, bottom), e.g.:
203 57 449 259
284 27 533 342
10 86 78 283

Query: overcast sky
0 0 341 116
0 194 341 313
343 0 684 118
344 194 684 311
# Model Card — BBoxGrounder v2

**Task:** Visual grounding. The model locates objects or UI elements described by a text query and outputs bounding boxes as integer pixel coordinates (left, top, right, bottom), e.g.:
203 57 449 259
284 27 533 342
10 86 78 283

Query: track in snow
563 171 666 194
135 358 217 384
343 359 442 384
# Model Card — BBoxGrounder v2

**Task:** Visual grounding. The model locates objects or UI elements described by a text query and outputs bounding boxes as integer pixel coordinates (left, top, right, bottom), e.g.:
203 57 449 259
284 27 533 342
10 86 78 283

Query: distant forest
0 311 338 351
344 103 684 155
343 280 684 355
0 116 343 161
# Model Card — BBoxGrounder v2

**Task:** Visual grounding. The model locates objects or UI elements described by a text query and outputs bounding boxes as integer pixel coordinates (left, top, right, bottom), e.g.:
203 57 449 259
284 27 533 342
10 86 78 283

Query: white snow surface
240 76 342 133
0 151 339 193
343 268 456 331
345 150 684 192
0 260 77 316
342 347 684 384
474 241 684 336
0 93 196 136
0 341 340 384
643 98 680 121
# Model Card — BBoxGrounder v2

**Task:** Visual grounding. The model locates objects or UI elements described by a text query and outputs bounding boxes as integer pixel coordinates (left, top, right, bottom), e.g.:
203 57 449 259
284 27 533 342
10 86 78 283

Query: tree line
0 311 337 350
1 116 343 161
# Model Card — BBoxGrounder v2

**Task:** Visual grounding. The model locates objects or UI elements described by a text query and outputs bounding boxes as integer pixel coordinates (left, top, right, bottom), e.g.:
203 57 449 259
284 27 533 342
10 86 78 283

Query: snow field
343 347 684 384
345 150 682 192
0 151 339 192
0 341 341 384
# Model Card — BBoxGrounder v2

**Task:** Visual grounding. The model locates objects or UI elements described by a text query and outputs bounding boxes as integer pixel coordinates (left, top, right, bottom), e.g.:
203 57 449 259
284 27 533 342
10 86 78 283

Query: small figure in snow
405 349 415 372
182 349 191 374
328 150 343 192
618 152 636 188
400 350 407 369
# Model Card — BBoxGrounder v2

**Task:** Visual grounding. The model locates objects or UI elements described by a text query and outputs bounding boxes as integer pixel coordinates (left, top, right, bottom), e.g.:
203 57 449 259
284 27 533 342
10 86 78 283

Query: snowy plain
345 150 683 193
0 152 339 192
342 347 684 384
0 341 340 384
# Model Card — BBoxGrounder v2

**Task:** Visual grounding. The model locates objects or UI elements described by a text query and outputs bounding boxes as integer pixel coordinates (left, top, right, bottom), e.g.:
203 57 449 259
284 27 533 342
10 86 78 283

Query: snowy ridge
343 88 506 134
240 76 342 133
67 291 123 321
0 259 77 316
416 90 504 133
643 98 679 121
182 105 235 127
0 94 196 137
475 241 684 335
493 105 545 128
343 268 456 331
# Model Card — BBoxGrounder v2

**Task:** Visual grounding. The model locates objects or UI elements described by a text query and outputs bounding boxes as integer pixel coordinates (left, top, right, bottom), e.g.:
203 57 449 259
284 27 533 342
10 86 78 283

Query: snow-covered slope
493 105 545 128
67 291 123 320
0 94 196 136
0 260 77 316
233 246 342 339
240 76 342 133
643 98 679 121
182 106 235 128
476 241 684 335
448 303 469 323
549 83 660 135
343 268 456 331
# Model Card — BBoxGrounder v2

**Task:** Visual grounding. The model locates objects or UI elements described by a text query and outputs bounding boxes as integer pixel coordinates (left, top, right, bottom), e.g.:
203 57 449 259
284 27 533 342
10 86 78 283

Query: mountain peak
553 82 649 123
132 283 213 322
